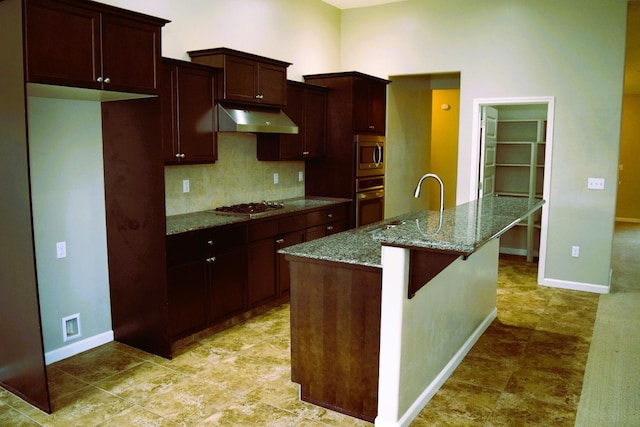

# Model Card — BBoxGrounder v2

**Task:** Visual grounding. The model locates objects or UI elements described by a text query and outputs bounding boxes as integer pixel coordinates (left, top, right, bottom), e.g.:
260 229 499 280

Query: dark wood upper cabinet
257 81 328 161
24 0 168 94
188 47 290 107
353 77 387 134
161 58 217 164
304 72 390 135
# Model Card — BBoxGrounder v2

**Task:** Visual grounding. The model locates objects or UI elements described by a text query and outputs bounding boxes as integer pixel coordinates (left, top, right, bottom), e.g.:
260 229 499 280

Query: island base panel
289 258 382 422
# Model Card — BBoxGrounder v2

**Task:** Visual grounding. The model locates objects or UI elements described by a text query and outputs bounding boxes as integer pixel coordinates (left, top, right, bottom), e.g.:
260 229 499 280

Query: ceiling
322 0 639 94
320 0 406 9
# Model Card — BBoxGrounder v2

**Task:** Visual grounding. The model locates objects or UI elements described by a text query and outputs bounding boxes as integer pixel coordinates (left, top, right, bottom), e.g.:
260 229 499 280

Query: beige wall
616 94 640 221
340 0 626 288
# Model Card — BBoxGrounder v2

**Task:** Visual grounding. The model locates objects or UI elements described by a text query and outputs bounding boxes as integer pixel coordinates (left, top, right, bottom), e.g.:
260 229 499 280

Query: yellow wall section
616 94 640 221
430 89 459 209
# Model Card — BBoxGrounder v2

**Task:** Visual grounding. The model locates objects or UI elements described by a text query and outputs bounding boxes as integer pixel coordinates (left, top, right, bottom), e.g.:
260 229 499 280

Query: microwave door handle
374 143 382 167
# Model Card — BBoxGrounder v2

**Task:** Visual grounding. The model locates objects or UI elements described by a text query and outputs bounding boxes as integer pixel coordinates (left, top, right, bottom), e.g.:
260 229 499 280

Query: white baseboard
539 277 610 294
375 308 497 427
45 331 114 365
499 247 539 258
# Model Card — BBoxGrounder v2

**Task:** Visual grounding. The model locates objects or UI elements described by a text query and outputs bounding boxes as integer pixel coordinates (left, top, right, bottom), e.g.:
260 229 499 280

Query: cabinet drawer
167 225 246 266
279 214 306 234
248 214 306 241
248 219 279 241
306 205 347 228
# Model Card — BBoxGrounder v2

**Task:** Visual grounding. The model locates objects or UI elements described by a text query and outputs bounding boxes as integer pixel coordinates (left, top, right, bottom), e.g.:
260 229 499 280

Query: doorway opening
471 97 555 284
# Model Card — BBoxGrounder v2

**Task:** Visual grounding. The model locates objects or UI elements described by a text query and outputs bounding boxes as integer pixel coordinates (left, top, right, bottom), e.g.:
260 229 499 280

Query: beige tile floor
0 255 599 426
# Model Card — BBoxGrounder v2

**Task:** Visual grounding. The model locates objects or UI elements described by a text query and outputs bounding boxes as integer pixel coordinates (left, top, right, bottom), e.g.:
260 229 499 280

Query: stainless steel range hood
216 104 298 134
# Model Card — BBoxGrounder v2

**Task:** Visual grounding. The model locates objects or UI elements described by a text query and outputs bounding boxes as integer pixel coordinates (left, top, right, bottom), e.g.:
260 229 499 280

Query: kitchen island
280 196 544 426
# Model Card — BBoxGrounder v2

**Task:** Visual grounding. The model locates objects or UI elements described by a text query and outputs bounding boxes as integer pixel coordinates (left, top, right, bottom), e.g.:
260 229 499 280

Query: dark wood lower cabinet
209 245 247 321
167 202 351 342
277 230 305 294
167 260 207 339
166 224 246 340
248 238 278 306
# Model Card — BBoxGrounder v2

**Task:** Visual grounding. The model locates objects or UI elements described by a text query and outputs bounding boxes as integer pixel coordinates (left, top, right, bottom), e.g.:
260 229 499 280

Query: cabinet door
304 88 327 157
209 247 247 322
353 78 386 134
101 14 160 94
176 67 216 163
247 238 277 306
258 62 287 106
224 56 259 103
368 81 387 133
161 63 179 164
277 230 305 295
278 84 305 159
167 261 208 339
25 0 101 89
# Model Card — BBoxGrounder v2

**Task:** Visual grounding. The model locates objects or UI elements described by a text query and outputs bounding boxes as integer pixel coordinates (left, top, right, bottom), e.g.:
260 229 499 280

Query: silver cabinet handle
327 213 333 218
302 151 310 155
207 240 214 246
97 77 103 83
175 153 181 158
327 226 334 231
180 154 185 158
276 238 284 244
369 125 375 129
104 77 110 84
255 94 264 99
206 256 216 263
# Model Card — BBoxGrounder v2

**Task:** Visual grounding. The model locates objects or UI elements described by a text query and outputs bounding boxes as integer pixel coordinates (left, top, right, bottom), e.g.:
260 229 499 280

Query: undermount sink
367 219 408 235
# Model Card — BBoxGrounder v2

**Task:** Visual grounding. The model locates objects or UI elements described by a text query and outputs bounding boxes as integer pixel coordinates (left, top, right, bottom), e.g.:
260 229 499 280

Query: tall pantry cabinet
0 0 169 413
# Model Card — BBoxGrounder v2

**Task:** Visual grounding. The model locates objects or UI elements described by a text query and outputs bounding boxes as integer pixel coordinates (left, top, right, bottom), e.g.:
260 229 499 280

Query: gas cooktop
211 201 285 218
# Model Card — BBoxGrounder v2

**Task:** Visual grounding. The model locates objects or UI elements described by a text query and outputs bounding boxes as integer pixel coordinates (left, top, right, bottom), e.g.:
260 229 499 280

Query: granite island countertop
279 196 545 268
165 196 351 235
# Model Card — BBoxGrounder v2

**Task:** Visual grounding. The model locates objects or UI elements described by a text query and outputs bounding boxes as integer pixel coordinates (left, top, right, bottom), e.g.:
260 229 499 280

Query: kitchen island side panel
289 257 382 423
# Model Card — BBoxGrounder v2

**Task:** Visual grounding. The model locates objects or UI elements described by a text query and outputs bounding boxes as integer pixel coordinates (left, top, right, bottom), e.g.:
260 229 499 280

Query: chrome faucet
414 173 444 211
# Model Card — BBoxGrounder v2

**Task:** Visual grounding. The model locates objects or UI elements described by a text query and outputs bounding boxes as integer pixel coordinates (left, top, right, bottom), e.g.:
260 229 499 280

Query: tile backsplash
164 133 305 216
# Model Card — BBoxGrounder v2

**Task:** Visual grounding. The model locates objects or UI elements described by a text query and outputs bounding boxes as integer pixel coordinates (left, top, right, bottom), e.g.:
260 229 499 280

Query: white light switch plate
182 179 190 193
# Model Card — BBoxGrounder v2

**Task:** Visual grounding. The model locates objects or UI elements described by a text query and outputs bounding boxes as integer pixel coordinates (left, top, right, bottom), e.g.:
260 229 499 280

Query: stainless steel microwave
355 134 385 177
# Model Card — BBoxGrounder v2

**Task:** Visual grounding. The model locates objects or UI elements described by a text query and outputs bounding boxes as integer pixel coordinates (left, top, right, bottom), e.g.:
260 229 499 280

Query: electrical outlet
274 173 279 184
571 246 580 258
182 179 190 193
56 241 66 258
587 178 605 190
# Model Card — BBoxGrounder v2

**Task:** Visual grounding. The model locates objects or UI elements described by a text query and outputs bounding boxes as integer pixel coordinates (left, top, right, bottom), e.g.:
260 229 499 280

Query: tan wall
430 89 460 209
616 94 640 221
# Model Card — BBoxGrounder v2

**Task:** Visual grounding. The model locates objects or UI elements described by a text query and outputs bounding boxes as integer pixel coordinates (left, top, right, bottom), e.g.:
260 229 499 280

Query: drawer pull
327 213 333 218
206 256 216 263
207 240 214 246
276 238 285 244
327 226 333 231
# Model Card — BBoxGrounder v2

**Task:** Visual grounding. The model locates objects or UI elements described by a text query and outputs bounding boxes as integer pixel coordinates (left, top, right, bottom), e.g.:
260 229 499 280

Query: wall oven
356 134 384 177
356 175 384 227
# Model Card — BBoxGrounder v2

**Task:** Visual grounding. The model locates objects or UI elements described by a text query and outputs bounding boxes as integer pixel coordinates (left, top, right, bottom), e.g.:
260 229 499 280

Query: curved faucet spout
414 173 444 212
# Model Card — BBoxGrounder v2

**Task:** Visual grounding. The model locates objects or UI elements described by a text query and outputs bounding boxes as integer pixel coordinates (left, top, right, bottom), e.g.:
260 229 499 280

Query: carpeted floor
574 222 640 426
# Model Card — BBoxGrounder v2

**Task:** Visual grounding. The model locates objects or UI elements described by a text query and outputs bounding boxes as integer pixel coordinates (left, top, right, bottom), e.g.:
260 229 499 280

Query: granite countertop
165 196 350 235
279 196 545 268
